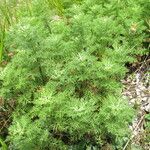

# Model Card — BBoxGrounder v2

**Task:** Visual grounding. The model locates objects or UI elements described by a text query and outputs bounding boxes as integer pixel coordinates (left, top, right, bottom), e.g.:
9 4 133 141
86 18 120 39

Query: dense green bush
0 0 148 149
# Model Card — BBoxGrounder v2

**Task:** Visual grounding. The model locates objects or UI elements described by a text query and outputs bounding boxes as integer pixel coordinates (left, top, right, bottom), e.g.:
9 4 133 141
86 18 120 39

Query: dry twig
123 114 145 150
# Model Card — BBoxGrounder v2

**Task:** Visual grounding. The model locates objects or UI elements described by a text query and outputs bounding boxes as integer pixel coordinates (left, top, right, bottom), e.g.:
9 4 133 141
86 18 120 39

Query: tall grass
0 23 5 62
0 0 63 62
46 0 64 15
0 0 83 62
46 0 83 15
0 0 31 62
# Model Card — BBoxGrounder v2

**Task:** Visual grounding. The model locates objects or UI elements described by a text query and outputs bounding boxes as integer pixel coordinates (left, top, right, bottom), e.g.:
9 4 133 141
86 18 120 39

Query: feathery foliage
0 0 149 149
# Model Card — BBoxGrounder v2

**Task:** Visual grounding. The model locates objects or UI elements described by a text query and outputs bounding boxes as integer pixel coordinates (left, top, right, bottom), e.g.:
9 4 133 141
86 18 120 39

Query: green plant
0 0 20 62
0 0 148 149
0 138 7 150
0 24 5 62
46 0 83 15
0 0 36 62
144 114 150 143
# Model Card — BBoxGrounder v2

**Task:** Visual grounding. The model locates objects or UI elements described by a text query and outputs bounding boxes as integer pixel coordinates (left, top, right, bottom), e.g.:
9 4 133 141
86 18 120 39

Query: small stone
144 103 150 112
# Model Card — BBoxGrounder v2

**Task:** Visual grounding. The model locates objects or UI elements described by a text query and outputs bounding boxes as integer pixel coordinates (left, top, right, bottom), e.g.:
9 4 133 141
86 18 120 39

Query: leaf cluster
0 0 148 149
